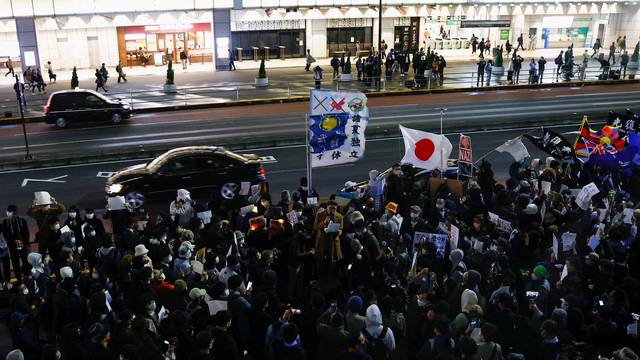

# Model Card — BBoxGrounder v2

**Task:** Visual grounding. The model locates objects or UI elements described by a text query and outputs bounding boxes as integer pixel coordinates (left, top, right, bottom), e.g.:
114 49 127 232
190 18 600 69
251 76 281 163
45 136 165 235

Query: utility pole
13 75 32 160
378 0 383 91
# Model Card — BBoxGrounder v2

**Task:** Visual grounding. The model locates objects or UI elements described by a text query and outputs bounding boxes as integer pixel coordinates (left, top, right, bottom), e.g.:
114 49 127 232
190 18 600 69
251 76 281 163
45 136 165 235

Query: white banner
309 90 369 168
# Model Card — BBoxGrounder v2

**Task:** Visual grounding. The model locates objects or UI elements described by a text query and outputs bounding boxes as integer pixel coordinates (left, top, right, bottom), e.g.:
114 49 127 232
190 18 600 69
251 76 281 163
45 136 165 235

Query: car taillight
44 104 50 114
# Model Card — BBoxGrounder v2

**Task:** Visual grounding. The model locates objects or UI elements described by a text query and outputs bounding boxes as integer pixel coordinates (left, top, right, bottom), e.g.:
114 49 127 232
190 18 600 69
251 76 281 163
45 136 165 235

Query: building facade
0 0 638 71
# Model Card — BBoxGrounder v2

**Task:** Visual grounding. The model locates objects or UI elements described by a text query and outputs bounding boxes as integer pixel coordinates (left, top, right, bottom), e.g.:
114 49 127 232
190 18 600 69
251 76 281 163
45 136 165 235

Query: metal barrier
1 65 636 118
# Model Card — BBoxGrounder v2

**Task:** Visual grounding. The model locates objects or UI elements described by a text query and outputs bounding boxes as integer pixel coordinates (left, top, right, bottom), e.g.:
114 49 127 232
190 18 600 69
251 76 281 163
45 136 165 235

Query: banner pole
305 113 313 194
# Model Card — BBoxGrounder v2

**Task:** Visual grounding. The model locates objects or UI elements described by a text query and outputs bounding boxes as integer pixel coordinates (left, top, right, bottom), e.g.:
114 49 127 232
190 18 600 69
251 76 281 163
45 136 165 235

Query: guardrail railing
1 66 635 119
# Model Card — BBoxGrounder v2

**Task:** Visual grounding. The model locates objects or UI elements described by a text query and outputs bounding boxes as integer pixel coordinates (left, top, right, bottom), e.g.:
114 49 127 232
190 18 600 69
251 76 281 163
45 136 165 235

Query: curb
0 111 608 172
0 78 637 125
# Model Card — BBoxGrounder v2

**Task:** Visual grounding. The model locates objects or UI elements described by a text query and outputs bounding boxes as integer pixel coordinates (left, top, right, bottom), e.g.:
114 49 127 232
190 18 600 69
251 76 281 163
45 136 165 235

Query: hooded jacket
365 305 396 353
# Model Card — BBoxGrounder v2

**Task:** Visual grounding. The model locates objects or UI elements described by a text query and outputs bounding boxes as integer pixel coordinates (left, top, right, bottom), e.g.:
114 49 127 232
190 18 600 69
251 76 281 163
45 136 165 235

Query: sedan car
44 89 131 128
106 146 266 209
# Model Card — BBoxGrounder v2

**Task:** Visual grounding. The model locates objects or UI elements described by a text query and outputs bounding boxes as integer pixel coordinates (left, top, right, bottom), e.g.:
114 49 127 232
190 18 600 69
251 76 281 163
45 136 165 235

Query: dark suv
44 89 131 128
106 146 266 209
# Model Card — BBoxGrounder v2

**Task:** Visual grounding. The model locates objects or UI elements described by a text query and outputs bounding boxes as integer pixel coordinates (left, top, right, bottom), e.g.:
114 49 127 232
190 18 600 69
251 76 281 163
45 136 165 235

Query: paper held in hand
107 196 126 211
325 221 340 233
450 224 459 250
561 232 576 252
34 191 52 206
575 182 600 210
287 210 299 225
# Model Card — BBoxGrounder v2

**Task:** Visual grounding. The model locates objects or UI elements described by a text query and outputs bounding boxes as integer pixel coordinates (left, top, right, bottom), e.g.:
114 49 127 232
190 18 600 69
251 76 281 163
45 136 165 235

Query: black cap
7 205 17 213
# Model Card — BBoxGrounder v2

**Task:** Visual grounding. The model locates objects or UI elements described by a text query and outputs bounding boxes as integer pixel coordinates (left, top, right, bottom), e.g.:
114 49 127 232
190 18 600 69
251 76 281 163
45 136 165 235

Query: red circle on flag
414 138 435 161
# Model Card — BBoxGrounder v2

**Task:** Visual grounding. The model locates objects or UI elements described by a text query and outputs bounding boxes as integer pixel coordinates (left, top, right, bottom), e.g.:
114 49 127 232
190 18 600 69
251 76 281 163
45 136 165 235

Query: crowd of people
2 145 640 360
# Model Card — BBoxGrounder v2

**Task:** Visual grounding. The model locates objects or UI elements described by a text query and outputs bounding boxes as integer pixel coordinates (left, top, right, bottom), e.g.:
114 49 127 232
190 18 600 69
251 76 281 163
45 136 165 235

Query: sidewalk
0 47 628 118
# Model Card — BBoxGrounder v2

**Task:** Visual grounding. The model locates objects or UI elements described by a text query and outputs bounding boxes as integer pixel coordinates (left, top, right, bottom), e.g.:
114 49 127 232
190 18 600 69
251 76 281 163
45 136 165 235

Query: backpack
364 326 389 360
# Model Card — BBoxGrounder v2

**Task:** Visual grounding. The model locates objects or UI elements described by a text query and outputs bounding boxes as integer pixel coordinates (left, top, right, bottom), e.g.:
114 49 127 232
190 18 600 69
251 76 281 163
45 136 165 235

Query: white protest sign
575 182 600 210
497 218 512 233
307 197 318 206
107 196 126 211
450 224 459 250
597 209 608 222
287 210 299 225
561 232 576 252
34 191 52 205
240 182 251 196
488 212 499 224
623 208 634 224
197 210 212 225
60 225 72 234
588 235 600 251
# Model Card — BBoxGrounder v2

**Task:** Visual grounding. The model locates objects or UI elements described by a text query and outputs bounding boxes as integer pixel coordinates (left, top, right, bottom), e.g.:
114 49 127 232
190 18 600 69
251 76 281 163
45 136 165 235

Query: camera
632 313 640 321
526 291 539 303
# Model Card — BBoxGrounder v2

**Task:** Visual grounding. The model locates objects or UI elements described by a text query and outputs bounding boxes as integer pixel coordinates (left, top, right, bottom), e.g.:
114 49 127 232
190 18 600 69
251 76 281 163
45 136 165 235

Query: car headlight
108 184 123 194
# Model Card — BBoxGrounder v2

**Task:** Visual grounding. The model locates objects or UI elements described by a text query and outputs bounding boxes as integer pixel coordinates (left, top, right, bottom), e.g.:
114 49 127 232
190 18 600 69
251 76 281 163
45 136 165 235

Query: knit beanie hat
347 295 363 313
533 265 548 279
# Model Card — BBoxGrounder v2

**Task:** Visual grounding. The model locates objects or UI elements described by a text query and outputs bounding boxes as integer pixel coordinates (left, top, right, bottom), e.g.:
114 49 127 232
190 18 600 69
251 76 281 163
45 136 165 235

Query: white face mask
22 288 29 296
70 237 76 244
89 231 96 237
6 211 13 217
69 212 77 219
86 213 95 220
199 224 205 230
158 273 166 282
296 211 303 218
92 272 100 279
410 212 420 219
53 224 61 231
160 235 167 243
164 255 172 263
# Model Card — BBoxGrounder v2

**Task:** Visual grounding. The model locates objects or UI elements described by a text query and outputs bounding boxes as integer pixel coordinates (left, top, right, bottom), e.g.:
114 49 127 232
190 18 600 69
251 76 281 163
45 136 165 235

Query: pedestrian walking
33 68 46 94
485 39 491 55
621 50 629 78
228 49 237 71
608 42 617 64
471 34 478 54
516 33 525 51
331 55 340 80
95 69 107 92
485 59 493 86
305 49 315 71
591 38 601 58
505 40 512 55
478 39 485 57
46 61 56 83
99 63 109 84
356 56 363 80
115 62 127 83
179 48 188 69
4 57 13 77
537 56 546 83
528 58 537 84
621 35 627 51
582 50 589 80
477 57 486 86
555 51 564 78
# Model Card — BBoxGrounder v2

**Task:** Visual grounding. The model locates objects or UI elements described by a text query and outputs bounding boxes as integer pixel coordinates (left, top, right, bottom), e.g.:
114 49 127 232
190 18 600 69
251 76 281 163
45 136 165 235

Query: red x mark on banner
330 97 346 111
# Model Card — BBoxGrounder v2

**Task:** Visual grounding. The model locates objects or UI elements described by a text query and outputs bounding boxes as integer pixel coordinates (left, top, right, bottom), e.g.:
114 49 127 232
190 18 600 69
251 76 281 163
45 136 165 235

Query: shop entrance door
157 33 177 62
87 36 100 69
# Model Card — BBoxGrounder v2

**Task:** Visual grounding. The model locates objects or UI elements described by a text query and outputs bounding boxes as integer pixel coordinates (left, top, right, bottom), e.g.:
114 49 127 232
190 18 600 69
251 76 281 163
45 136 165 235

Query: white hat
523 203 539 215
134 244 149 257
59 266 73 280
6 350 24 360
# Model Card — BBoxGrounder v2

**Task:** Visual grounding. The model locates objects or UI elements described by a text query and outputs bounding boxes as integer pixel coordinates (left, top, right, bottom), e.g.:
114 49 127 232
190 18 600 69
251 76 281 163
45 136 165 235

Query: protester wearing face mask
402 205 429 235
314 200 344 281
63 206 84 245
82 208 105 235
27 193 66 231
37 217 62 266
2 205 30 286
385 164 406 214
427 197 449 230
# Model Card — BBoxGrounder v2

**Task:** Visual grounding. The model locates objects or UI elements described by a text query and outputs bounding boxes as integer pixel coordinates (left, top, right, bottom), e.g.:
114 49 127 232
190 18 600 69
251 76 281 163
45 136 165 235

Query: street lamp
13 75 32 160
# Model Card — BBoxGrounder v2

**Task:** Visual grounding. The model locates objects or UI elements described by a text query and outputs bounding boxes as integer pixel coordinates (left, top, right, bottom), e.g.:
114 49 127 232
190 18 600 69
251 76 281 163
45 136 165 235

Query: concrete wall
37 27 118 70
608 6 640 51
307 19 327 58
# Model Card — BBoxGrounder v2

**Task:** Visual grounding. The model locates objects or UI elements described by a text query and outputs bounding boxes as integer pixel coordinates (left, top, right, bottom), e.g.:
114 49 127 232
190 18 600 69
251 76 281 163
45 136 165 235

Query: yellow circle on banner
600 137 611 145
321 116 338 131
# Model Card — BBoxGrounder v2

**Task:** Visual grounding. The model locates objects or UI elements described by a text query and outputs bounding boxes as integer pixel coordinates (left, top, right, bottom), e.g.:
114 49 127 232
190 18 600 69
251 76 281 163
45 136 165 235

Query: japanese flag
399 125 453 171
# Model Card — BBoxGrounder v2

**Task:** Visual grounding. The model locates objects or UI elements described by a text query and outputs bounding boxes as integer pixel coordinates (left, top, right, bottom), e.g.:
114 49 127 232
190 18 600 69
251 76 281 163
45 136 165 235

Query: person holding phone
316 302 350 359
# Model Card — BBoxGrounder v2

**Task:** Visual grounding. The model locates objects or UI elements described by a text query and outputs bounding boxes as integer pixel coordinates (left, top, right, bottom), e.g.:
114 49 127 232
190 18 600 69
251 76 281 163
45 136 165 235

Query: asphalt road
0 124 571 220
1 84 639 165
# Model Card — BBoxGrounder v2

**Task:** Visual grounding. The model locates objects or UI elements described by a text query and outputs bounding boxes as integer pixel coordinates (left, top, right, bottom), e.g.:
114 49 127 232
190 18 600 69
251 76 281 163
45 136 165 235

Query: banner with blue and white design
309 89 369 168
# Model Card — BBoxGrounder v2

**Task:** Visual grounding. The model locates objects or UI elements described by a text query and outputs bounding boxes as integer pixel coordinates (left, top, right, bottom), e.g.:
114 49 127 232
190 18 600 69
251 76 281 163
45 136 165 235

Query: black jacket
211 327 242 360
2 216 30 245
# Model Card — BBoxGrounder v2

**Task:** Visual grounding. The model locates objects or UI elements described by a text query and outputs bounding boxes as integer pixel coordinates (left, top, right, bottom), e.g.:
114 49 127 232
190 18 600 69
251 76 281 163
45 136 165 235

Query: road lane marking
96 171 116 178
21 174 68 187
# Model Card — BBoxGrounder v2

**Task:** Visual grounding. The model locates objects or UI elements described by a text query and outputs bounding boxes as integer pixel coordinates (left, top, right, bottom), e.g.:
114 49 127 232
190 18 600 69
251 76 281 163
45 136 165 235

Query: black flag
607 110 639 135
523 128 575 161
